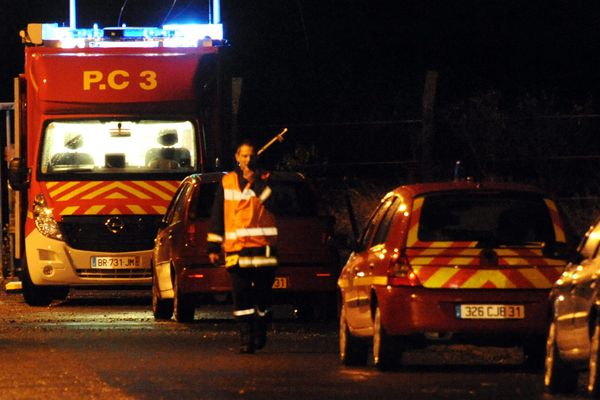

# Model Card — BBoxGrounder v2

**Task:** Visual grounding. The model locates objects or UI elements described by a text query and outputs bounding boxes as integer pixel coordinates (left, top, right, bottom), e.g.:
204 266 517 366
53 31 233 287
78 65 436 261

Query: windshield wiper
477 237 544 248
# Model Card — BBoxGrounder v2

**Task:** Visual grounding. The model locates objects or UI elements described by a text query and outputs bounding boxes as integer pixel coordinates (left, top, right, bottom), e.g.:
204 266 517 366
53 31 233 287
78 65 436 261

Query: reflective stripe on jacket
221 171 277 253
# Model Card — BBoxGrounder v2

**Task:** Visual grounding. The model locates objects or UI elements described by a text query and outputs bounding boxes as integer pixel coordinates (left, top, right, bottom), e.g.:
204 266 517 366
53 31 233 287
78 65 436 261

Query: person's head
235 140 256 170
157 129 178 147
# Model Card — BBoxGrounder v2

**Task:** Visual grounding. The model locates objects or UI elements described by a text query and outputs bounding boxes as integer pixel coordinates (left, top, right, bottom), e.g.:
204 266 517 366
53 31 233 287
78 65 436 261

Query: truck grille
60 215 161 252
75 268 152 279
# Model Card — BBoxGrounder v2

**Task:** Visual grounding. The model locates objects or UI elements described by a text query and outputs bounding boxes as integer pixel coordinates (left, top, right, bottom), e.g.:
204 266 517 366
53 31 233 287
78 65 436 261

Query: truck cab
6 20 233 305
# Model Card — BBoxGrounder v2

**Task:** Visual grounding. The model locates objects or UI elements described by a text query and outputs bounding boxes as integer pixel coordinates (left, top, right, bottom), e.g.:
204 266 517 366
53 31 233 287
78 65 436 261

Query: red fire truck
2 10 235 305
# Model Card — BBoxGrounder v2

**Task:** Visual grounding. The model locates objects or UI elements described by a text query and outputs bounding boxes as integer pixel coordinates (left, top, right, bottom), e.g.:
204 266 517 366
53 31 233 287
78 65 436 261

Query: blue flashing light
38 22 224 48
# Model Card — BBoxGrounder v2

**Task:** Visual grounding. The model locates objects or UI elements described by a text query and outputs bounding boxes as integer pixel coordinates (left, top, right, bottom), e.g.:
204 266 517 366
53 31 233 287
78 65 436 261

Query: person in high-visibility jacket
207 140 278 353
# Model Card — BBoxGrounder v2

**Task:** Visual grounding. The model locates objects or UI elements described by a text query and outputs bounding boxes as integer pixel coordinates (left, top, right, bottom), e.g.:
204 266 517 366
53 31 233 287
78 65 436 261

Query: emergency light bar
26 22 224 49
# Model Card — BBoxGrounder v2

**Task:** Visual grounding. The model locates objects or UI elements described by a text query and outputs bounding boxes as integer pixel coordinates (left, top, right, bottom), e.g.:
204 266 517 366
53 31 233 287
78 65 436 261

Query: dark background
3 2 599 117
1 2 599 200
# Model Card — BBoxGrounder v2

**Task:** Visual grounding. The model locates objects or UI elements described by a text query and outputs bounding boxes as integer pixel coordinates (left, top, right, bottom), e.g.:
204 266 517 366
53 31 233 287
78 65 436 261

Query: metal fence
249 113 600 237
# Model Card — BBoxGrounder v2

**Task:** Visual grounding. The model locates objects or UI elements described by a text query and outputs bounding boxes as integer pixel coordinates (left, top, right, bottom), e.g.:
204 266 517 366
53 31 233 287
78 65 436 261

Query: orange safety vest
221 172 278 266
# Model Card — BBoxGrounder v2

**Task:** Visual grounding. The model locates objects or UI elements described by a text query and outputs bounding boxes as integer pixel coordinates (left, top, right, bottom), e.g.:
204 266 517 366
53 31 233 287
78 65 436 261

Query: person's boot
239 319 255 354
254 310 271 350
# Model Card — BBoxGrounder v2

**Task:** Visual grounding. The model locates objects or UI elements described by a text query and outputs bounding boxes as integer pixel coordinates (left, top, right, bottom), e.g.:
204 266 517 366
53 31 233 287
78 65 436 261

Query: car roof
183 171 307 184
390 180 548 199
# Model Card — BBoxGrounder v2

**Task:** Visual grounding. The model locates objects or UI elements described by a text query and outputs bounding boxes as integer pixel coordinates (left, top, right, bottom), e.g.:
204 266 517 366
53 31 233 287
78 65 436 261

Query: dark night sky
1 1 599 123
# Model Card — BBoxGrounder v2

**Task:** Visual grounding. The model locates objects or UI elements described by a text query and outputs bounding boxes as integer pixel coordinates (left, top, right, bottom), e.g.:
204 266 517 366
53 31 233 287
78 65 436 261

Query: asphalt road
0 288 589 400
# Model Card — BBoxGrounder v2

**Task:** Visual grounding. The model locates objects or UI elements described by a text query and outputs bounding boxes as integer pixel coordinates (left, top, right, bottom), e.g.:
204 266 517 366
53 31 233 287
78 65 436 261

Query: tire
152 271 173 320
52 286 70 301
339 303 368 366
544 321 578 393
589 316 600 396
173 274 195 323
21 264 53 307
373 305 400 371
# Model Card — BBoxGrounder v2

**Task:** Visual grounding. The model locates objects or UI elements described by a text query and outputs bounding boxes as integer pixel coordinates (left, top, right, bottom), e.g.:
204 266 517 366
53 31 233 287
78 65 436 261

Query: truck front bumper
25 229 152 286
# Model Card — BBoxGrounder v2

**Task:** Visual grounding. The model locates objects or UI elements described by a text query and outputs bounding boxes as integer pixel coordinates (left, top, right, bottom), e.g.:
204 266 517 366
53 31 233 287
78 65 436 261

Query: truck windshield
39 120 197 175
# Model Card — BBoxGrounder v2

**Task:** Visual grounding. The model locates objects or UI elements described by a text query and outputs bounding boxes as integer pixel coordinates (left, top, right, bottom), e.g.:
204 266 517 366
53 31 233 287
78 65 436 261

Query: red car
338 180 575 370
151 172 340 322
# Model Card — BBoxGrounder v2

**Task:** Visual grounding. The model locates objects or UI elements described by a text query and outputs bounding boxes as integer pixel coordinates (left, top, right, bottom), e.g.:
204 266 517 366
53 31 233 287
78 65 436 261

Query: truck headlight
33 194 63 240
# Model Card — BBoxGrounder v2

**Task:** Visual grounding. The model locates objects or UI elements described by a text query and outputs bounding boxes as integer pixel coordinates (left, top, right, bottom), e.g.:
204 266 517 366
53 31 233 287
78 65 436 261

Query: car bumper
376 286 551 338
179 264 338 295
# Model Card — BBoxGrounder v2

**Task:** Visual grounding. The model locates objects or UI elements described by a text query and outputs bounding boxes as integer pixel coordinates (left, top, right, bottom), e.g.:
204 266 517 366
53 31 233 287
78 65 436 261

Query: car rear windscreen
417 192 555 245
192 180 318 219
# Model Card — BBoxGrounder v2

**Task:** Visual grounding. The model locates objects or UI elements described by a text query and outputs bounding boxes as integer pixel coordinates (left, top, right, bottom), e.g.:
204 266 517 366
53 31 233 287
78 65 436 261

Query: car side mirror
8 157 29 191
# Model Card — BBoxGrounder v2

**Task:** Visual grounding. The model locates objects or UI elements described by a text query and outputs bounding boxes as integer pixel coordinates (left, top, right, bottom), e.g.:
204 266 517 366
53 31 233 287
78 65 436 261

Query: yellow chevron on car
411 265 563 289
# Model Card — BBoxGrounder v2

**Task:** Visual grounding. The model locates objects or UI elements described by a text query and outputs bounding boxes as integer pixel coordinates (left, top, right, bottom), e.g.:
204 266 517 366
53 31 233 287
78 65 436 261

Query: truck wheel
173 274 195 323
373 305 401 371
544 321 577 393
339 304 368 366
52 286 70 301
588 317 600 396
21 265 53 307
152 272 173 320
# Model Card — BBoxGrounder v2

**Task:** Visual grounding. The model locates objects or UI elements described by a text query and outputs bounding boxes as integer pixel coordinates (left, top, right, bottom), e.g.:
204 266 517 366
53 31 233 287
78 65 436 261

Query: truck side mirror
7 158 29 191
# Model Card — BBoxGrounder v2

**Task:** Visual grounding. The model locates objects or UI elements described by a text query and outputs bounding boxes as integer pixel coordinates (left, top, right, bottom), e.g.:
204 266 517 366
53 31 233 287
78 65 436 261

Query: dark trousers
228 266 276 318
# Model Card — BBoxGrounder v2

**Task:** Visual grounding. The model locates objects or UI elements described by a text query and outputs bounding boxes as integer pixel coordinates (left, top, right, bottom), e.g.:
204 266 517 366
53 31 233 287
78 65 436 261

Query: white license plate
457 304 525 319
272 277 288 289
91 256 140 269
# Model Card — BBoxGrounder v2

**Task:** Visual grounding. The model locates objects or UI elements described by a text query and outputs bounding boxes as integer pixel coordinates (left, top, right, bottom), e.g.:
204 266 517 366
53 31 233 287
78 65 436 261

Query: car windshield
417 192 555 245
39 120 197 176
191 180 318 220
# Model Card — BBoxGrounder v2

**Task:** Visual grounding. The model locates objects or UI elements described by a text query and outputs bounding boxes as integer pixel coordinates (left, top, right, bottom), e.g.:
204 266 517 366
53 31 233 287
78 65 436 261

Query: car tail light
387 252 421 287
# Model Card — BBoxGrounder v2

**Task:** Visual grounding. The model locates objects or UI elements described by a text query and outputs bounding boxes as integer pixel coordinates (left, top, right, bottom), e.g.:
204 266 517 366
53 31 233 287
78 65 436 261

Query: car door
362 196 400 330
345 196 397 330
565 222 600 352
154 181 192 293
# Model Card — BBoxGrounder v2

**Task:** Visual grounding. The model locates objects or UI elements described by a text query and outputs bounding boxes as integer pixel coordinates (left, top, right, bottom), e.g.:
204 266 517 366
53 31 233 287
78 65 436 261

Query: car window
163 182 189 225
188 179 318 221
579 223 600 260
358 197 394 249
268 181 318 217
417 192 555 244
190 182 219 220
371 197 399 246
170 182 193 224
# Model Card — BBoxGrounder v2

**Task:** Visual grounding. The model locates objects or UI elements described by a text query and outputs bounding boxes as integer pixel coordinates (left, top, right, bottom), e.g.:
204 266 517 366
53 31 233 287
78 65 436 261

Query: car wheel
589 316 600 396
52 286 70 301
21 264 53 307
339 303 368 366
544 321 578 393
173 274 195 323
152 272 173 320
373 305 400 371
